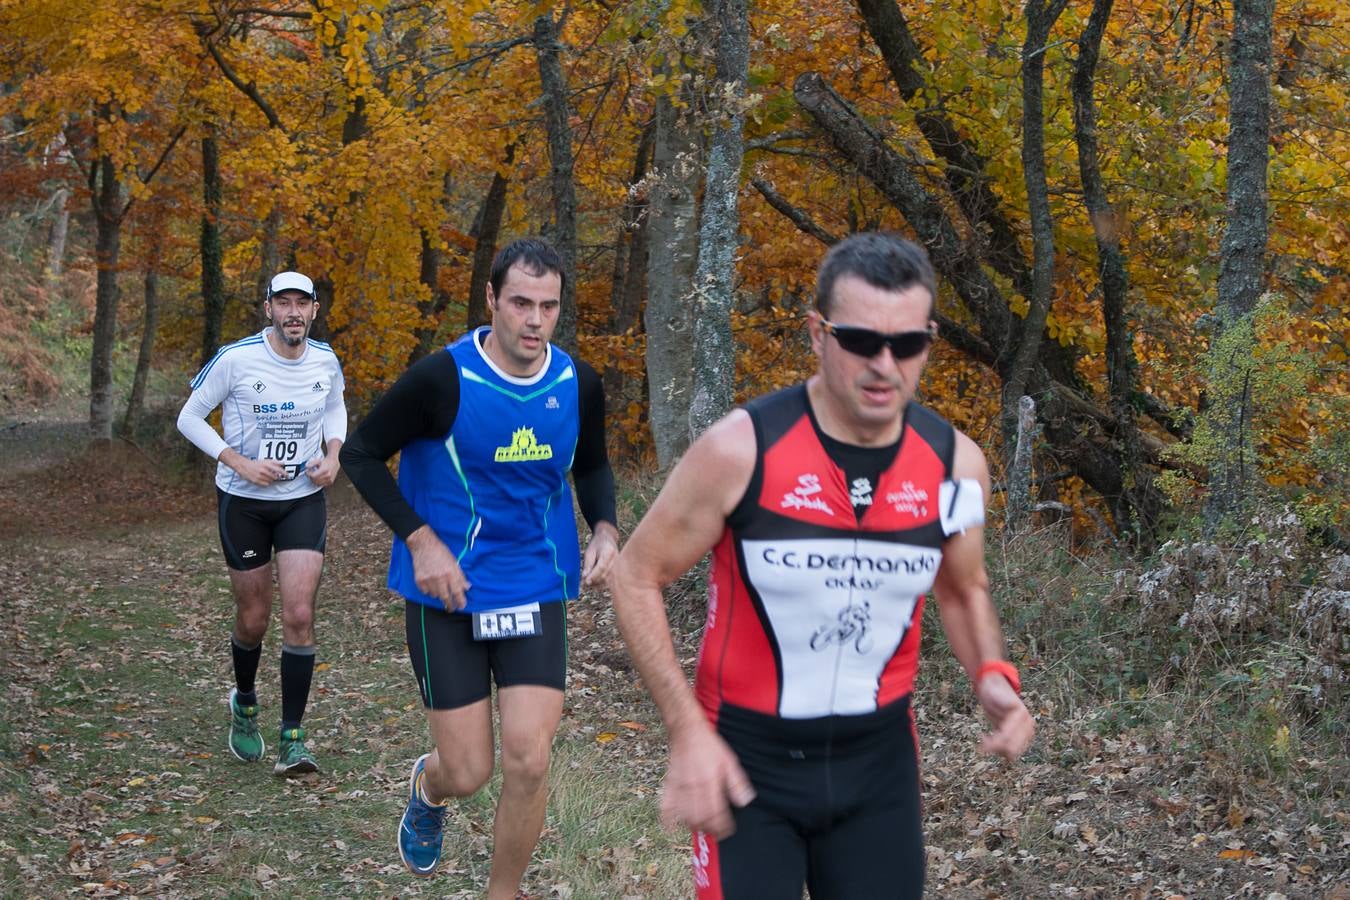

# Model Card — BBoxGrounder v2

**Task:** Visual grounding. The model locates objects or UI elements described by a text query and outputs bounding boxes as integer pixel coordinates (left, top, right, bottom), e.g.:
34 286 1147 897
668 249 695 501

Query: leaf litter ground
0 423 1344 898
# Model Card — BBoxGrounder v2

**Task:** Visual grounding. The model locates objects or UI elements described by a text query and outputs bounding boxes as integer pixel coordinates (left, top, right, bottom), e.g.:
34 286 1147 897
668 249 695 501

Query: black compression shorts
216 488 327 571
695 698 924 900
405 600 567 710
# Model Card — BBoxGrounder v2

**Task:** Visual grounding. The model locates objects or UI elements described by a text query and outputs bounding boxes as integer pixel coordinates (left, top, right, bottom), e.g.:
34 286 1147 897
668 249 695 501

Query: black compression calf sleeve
231 635 262 701
280 644 316 730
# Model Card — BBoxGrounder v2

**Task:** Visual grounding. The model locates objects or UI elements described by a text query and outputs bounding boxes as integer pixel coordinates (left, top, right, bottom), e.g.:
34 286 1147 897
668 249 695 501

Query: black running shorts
694 698 925 900
216 488 327 571
405 600 567 710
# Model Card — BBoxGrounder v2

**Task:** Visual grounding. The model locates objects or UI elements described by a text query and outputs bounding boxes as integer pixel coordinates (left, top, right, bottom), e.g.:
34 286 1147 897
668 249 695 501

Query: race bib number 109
259 422 309 480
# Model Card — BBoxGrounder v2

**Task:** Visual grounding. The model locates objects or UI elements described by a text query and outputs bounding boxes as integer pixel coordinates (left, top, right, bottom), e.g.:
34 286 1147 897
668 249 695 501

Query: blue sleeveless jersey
388 328 582 612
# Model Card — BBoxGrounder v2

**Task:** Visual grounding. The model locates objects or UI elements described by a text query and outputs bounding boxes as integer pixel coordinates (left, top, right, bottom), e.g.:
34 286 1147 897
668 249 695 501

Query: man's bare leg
423 699 496 801
486 685 564 900
228 564 273 647
275 549 322 646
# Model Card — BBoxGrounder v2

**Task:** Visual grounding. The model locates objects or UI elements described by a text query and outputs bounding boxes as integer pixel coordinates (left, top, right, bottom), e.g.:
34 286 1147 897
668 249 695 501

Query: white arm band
939 478 986 536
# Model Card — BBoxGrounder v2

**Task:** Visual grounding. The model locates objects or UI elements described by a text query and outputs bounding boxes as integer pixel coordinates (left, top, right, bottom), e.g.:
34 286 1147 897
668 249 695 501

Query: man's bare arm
610 410 753 734
608 410 758 835
930 430 1034 760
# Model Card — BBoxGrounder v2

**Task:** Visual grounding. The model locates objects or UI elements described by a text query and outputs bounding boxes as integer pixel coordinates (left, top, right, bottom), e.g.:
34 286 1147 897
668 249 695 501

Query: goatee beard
279 323 307 347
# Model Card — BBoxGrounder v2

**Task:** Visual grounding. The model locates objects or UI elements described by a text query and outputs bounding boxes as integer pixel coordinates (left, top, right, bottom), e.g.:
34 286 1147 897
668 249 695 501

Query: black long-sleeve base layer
340 348 617 540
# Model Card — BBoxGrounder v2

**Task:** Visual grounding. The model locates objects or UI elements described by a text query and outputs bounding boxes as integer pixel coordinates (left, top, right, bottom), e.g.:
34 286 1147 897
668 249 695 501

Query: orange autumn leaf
1218 848 1256 860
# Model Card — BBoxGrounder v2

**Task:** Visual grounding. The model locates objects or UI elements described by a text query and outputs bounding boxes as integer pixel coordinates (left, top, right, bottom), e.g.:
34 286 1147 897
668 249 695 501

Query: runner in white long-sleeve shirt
177 270 346 776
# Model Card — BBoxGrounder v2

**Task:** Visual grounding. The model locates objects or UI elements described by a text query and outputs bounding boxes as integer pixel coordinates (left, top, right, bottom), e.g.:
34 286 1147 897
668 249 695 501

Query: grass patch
1 438 1345 898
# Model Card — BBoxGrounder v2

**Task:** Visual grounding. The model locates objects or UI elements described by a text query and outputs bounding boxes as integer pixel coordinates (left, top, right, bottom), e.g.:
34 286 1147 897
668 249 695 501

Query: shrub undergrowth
987 509 1347 795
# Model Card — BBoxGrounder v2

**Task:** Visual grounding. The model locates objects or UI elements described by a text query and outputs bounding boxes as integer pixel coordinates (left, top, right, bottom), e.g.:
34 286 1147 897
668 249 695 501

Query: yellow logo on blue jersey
494 426 554 462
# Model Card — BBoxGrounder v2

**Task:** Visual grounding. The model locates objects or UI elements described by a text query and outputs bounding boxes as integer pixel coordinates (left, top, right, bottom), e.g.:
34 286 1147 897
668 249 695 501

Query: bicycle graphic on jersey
810 600 874 654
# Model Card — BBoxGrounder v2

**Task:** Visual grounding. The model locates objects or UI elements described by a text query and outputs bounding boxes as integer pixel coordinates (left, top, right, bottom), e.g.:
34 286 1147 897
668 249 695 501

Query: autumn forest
0 0 1345 543
1 1 1348 895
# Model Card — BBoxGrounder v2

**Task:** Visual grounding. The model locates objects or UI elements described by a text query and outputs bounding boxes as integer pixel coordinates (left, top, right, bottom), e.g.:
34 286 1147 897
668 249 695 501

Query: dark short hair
489 238 566 299
815 232 937 317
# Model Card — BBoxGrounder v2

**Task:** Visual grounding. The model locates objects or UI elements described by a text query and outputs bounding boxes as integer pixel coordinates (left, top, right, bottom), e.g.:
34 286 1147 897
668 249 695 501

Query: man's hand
406 526 471 611
220 448 283 487
306 450 341 487
660 723 756 840
976 674 1035 761
581 521 619 588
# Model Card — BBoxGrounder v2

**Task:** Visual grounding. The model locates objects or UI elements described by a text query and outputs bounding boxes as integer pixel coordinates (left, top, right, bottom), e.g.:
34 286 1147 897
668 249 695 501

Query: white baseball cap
268 271 315 300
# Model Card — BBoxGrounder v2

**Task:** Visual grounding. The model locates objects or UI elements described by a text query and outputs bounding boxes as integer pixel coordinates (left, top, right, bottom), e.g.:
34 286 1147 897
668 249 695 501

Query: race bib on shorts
471 603 543 641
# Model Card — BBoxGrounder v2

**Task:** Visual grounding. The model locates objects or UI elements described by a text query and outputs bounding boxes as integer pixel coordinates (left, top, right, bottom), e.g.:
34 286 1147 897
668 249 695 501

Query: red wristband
975 660 1021 693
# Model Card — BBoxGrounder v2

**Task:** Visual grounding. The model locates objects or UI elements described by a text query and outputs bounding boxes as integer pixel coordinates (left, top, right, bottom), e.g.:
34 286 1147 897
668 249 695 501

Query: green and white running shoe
227 688 265 762
274 726 319 776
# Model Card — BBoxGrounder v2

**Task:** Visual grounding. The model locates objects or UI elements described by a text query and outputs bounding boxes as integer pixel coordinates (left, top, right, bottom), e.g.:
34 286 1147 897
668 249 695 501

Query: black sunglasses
820 319 935 360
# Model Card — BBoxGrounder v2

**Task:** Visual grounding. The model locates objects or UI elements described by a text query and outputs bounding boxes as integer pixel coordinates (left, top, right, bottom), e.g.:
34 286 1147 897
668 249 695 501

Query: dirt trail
1 415 1344 899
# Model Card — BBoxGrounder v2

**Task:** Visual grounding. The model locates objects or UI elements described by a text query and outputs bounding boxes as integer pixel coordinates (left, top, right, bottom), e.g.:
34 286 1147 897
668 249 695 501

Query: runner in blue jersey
177 271 346 776
340 238 619 894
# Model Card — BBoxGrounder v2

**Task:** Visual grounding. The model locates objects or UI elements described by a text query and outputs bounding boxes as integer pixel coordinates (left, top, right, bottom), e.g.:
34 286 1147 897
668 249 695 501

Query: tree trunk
644 89 704 469
688 0 749 440
309 78 372 346
45 186 70 281
121 232 163 437
853 0 1088 393
409 173 458 365
795 74 1013 355
1006 396 1037 532
254 208 280 314
467 148 514 332
410 227 444 361
1205 0 1274 530
1000 1 1067 456
342 94 368 146
89 154 123 442
608 122 655 336
604 124 655 417
200 129 226 367
853 0 1033 302
534 13 578 354
1072 0 1159 543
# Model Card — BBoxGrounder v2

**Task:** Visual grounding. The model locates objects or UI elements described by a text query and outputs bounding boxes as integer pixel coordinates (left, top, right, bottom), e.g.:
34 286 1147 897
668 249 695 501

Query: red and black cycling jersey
695 384 958 723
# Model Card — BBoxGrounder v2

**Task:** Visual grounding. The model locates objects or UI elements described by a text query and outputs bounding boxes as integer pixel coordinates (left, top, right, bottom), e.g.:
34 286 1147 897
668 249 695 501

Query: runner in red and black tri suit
609 233 1034 899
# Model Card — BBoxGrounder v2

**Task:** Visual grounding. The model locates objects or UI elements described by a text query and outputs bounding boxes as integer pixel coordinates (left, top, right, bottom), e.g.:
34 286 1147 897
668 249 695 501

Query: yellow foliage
0 0 1343 521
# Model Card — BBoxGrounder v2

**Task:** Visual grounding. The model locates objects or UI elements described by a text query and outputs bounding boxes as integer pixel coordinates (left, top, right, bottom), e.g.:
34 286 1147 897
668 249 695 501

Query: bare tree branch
235 7 311 20
203 37 286 131
750 178 838 246
745 129 813 150
136 125 187 191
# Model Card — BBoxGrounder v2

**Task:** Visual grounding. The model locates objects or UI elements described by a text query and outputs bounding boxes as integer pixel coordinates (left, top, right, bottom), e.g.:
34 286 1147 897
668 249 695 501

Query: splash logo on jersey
494 426 554 463
781 473 835 516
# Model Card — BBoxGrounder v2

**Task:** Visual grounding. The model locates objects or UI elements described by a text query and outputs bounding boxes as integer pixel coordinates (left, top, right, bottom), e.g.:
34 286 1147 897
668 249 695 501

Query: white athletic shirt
177 329 347 501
